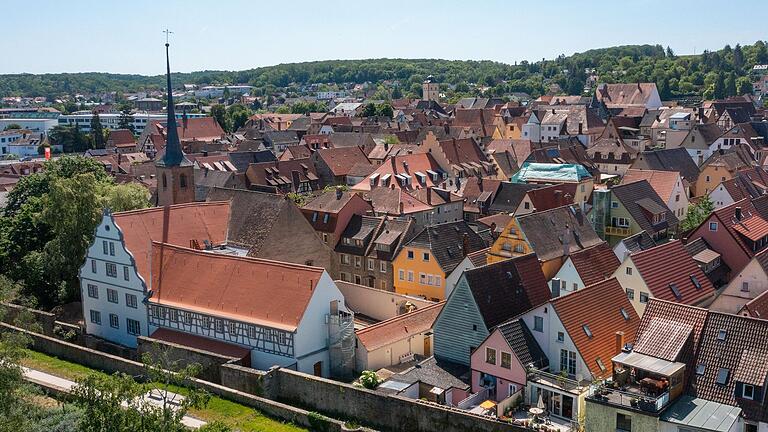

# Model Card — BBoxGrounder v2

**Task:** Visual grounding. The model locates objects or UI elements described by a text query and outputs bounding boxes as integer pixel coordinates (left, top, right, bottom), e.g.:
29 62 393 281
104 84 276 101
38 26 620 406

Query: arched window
180 174 187 188
162 173 167 188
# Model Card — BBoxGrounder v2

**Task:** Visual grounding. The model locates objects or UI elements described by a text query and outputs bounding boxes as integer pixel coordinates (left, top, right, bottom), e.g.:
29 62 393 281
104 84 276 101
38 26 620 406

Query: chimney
426 187 432 204
615 331 625 355
462 233 470 257
384 141 389 151
490 222 498 239
562 224 571 257
399 201 404 214
735 207 743 221
336 187 343 200
291 170 301 190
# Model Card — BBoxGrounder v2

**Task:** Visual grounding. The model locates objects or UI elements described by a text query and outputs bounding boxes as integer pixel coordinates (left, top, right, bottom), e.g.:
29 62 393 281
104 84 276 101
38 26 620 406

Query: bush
359 370 380 390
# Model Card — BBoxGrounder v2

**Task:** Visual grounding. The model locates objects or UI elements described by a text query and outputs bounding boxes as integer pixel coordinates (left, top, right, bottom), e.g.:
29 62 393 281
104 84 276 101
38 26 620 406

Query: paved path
22 366 207 429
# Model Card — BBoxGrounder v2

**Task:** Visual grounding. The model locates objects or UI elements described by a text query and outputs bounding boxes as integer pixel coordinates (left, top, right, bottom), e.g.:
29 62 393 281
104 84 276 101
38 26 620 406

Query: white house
443 248 488 298
521 112 541 142
710 248 768 315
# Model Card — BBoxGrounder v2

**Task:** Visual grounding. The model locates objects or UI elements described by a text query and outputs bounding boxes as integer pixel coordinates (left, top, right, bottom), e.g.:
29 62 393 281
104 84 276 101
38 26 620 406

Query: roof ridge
355 301 445 335
114 201 229 216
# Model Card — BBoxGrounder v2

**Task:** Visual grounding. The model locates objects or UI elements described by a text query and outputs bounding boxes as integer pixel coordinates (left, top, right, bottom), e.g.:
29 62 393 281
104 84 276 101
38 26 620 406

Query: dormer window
742 384 755 400
323 213 330 224
312 212 318 222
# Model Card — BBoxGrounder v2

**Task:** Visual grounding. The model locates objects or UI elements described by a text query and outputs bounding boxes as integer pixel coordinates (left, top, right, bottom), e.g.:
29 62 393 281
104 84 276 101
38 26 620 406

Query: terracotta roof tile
113 202 230 281
621 169 682 203
630 240 716 305
316 146 372 177
150 242 324 331
552 278 641 378
356 302 444 351
568 242 621 286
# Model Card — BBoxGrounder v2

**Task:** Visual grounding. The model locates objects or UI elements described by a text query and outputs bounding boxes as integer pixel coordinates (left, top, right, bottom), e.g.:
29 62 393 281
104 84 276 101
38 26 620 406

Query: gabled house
594 83 663 110
443 248 489 298
420 132 496 179
470 318 548 403
350 152 446 193
612 230 656 262
520 278 641 423
311 146 373 186
106 129 137 154
511 162 594 205
301 188 372 248
550 241 620 296
392 220 488 300
433 253 551 366
630 148 700 194
487 182 542 215
591 180 678 245
688 198 768 277
457 177 502 221
696 148 756 196
516 183 578 216
245 158 321 193
710 247 768 315
679 122 724 165
488 204 603 279
612 240 717 316
708 167 768 209
587 137 637 176
620 169 689 219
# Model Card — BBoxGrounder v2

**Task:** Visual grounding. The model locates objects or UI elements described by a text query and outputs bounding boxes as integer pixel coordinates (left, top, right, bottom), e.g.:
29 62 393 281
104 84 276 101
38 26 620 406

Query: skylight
620 308 630 321
716 368 729 385
669 283 682 300
582 324 593 338
690 275 702 290
717 329 727 341
696 364 706 375
596 357 606 372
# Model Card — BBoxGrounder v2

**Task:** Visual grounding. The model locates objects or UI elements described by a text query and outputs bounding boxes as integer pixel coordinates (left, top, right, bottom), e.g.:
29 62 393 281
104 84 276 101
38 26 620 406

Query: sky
1 0 765 75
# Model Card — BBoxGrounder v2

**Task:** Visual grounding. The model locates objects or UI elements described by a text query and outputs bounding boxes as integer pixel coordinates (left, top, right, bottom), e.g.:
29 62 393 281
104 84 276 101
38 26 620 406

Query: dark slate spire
157 41 190 167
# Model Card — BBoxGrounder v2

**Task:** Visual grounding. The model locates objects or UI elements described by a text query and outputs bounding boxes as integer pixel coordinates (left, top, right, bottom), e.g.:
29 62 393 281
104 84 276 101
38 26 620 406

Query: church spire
157 35 189 167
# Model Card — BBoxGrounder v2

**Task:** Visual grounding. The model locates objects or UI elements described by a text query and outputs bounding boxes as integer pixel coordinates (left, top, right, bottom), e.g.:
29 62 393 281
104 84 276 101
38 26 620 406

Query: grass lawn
21 350 308 432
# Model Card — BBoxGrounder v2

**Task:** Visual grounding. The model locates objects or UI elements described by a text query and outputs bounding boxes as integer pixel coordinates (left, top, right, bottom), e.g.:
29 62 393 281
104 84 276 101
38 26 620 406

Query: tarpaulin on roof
511 162 591 183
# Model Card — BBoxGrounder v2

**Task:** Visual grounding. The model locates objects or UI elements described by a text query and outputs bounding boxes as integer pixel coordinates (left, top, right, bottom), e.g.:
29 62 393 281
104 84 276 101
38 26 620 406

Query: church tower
155 40 194 207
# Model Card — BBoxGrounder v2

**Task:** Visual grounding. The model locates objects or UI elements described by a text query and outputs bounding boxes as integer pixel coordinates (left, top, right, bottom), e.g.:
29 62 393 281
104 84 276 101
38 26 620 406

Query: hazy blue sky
2 0 765 75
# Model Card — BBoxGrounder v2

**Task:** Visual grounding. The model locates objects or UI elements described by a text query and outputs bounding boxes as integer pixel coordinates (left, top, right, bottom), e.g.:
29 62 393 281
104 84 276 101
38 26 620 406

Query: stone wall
137 336 242 383
265 368 526 432
1 302 57 335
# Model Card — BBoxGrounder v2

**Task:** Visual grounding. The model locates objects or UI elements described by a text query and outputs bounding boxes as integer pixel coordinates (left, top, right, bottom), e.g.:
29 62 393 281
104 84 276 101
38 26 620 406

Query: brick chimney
462 233 470 257
615 331 625 355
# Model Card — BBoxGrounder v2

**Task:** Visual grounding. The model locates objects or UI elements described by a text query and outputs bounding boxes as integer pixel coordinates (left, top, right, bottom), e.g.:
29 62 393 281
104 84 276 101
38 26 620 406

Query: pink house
470 319 548 402
688 198 768 278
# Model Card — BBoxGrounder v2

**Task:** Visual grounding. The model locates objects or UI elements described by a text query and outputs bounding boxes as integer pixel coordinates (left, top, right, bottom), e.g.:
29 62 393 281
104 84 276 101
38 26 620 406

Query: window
312 212 318 222
485 347 496 365
407 271 414 282
380 261 386 273
109 242 115 256
107 288 118 304
596 357 606 372
709 222 718 231
102 240 108 254
123 265 130 281
611 201 619 208
109 313 119 329
534 316 543 332
524 201 530 210
472 324 477 331
105 262 117 278
717 329 727 341
616 413 632 432
582 324 593 338
639 292 649 303
407 250 414 259
514 244 525 253
162 173 167 189
322 233 328 243
87 284 99 299
422 252 430 261
741 282 749 292
620 308 630 320
435 276 441 287
90 310 101 325
743 384 755 400
323 213 329 224
127 319 141 335
341 254 350 265
560 349 576 375
626 267 633 275
179 174 187 188
91 260 97 273
690 275 701 289
669 283 682 300
501 352 512 369
716 368 729 385
399 270 405 280
626 288 635 300
125 294 137 309
367 259 375 270
419 273 426 284
557 331 564 343
354 275 362 284
696 364 706 375
354 256 362 268
215 319 224 333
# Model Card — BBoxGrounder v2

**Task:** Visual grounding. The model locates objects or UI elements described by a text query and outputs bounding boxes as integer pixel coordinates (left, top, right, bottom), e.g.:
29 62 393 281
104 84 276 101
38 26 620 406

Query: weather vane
163 28 174 45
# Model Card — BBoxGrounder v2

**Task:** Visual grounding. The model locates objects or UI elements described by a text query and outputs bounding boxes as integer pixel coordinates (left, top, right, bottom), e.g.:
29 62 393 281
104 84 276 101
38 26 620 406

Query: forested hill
1 41 766 100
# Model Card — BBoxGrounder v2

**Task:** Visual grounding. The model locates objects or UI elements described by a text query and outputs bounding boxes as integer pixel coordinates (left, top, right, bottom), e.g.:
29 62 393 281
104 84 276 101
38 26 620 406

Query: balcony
589 386 670 414
604 226 631 236
527 369 589 394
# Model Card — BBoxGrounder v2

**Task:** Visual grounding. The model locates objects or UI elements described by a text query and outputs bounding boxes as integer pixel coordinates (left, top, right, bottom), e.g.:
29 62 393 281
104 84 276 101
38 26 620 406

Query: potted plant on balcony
630 397 638 408
557 370 568 388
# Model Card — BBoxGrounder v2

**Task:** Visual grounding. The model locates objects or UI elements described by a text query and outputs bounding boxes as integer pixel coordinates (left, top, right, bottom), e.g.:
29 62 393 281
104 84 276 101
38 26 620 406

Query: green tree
2 124 21 131
713 72 726 99
91 111 106 149
361 103 376 117
680 196 715 232
375 103 393 118
117 104 135 133
210 104 229 132
391 84 403 99
724 72 737 97
225 104 252 131
736 77 753 95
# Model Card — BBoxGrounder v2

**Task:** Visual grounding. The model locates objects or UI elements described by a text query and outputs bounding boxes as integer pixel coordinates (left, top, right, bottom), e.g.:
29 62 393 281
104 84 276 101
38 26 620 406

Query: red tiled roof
552 278 641 378
525 183 577 212
742 288 768 319
732 216 768 241
630 240 716 306
113 202 230 281
437 138 488 165
316 146 372 177
150 328 250 360
567 242 620 286
621 169 681 203
711 199 768 257
150 242 324 331
356 302 444 351
351 152 444 192
633 299 709 364
108 129 136 147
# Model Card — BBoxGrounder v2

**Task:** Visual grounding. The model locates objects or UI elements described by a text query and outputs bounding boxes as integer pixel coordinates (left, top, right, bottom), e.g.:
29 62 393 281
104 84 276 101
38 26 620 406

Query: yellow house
488 204 604 280
393 221 488 301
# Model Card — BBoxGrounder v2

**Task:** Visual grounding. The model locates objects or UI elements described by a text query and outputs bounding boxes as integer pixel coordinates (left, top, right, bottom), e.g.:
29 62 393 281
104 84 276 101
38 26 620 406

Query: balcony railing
527 369 588 393
605 226 631 236
588 386 670 413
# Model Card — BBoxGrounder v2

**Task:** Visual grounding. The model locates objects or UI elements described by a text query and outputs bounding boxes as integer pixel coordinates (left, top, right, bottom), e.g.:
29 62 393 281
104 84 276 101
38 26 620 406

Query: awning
612 351 686 376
